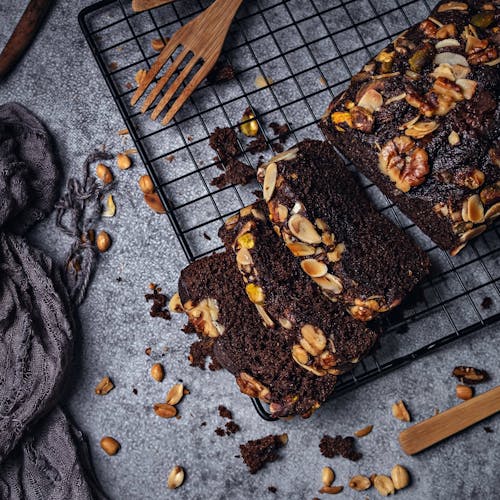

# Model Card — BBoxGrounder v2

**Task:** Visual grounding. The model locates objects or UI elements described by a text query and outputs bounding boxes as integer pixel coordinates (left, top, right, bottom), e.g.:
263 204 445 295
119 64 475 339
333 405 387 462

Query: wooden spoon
399 385 500 455
132 0 175 12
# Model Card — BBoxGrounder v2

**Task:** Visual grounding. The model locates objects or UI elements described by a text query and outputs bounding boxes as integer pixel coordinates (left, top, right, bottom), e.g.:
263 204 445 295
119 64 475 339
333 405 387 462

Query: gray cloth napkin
0 103 104 499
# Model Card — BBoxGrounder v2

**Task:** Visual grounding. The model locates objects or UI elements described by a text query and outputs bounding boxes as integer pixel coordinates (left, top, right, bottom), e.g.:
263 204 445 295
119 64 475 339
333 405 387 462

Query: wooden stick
132 0 175 12
0 0 53 81
399 385 500 455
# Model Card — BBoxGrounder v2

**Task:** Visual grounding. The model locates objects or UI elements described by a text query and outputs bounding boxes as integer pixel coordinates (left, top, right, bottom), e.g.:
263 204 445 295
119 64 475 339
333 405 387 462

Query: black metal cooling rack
79 0 500 421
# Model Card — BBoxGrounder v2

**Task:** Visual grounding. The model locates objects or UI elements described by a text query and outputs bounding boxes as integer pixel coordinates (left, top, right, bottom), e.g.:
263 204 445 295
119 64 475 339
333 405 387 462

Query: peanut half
167 465 185 489
100 436 120 456
151 363 165 382
391 464 410 490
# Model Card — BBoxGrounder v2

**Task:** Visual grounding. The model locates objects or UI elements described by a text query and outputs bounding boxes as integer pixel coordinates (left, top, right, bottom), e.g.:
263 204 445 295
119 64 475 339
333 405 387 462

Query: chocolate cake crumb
484 426 494 433
240 434 288 474
218 405 233 420
225 421 240 435
319 435 362 461
268 486 277 494
271 142 284 153
211 158 255 188
145 286 171 320
246 133 268 154
208 357 222 371
215 427 226 437
166 154 175 162
200 422 207 427
207 61 235 84
209 127 240 161
188 338 215 370
182 322 197 334
132 388 138 395
144 347 151 356
269 122 291 143
481 297 492 309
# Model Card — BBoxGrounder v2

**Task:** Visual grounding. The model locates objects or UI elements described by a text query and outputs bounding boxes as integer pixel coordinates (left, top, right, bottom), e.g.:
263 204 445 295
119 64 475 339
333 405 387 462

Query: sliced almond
437 2 468 11
467 194 484 223
374 475 395 496
459 224 486 243
354 424 373 438
263 162 278 202
455 78 477 100
166 383 185 406
102 194 116 217
319 486 343 495
292 344 310 365
255 304 275 328
286 241 316 256
433 52 469 67
288 214 322 244
357 88 383 113
301 259 328 278
435 38 460 49
313 274 343 294
484 202 500 221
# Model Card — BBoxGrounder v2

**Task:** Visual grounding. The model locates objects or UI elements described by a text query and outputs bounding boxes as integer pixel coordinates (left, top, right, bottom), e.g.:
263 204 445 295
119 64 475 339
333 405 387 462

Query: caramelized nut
456 384 474 400
166 383 185 405
288 214 322 244
322 466 335 487
144 193 166 214
100 436 120 456
151 363 165 382
318 486 343 495
95 376 114 395
349 475 371 491
452 366 488 384
96 231 111 252
96 163 113 184
392 400 411 422
154 403 177 418
167 465 185 489
263 162 277 202
168 292 184 313
301 259 328 278
116 152 132 170
245 283 265 304
374 475 395 496
240 108 259 137
138 174 155 194
354 425 373 438
391 464 410 490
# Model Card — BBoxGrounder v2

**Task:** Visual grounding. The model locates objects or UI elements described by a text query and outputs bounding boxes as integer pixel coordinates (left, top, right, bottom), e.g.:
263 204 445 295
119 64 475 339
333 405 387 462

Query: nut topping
100 436 120 456
153 403 177 418
236 372 270 401
452 366 488 384
392 400 411 422
168 292 184 313
167 466 185 489
287 241 316 256
373 475 395 496
301 259 328 278
484 202 500 221
464 194 484 223
288 214 322 244
322 466 335 487
391 465 410 490
463 169 485 190
313 273 343 294
357 88 383 113
151 363 165 382
437 2 468 12
448 130 460 146
327 243 345 263
354 425 373 438
292 344 310 365
263 162 277 202
456 384 474 400
404 119 439 139
166 383 185 406
349 475 371 491
245 283 265 305
184 298 223 338
301 324 327 356
95 376 114 395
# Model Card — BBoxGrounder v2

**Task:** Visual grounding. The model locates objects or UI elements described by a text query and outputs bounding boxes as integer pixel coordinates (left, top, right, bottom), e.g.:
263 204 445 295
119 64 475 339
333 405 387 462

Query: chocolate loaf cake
255 140 430 321
219 203 379 376
320 0 500 254
177 252 338 417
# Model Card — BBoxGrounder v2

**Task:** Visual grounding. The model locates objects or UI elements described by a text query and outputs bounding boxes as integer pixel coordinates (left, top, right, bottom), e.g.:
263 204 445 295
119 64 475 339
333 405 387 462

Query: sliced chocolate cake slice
319 0 499 254
178 252 337 417
256 140 430 321
219 203 379 377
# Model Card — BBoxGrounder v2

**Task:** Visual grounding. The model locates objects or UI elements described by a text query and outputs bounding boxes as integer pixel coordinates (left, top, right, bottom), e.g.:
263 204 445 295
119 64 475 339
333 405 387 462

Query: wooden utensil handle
399 385 500 455
0 0 53 81
132 0 176 12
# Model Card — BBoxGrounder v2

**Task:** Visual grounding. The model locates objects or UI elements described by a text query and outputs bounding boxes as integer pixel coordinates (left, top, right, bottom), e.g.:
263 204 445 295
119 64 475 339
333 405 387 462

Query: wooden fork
131 0 243 125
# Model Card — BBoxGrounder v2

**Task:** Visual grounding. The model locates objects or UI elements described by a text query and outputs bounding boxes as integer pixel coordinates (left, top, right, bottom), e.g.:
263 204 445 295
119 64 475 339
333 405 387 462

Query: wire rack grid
79 0 500 420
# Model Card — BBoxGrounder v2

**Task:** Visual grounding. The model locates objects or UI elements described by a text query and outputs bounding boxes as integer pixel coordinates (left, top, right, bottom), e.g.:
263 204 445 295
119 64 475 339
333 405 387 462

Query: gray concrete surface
1 0 499 499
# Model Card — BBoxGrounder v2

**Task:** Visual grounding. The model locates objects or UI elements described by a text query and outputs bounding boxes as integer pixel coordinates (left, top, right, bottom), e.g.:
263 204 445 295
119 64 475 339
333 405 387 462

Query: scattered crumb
166 154 175 162
271 143 284 153
218 405 233 420
209 127 241 161
481 297 492 309
125 82 133 89
255 74 273 89
208 357 222 371
207 61 235 84
109 62 118 71
211 158 255 188
145 285 171 320
319 435 362 461
225 421 240 435
132 388 138 395
246 133 268 154
268 486 277 494
269 122 291 143
95 376 114 395
215 427 226 437
187 135 193 142
116 276 123 282
203 232 211 240
484 426 494 433
200 422 207 427
145 347 152 356
320 76 327 86
188 337 220 370
240 434 288 474
117 128 129 136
